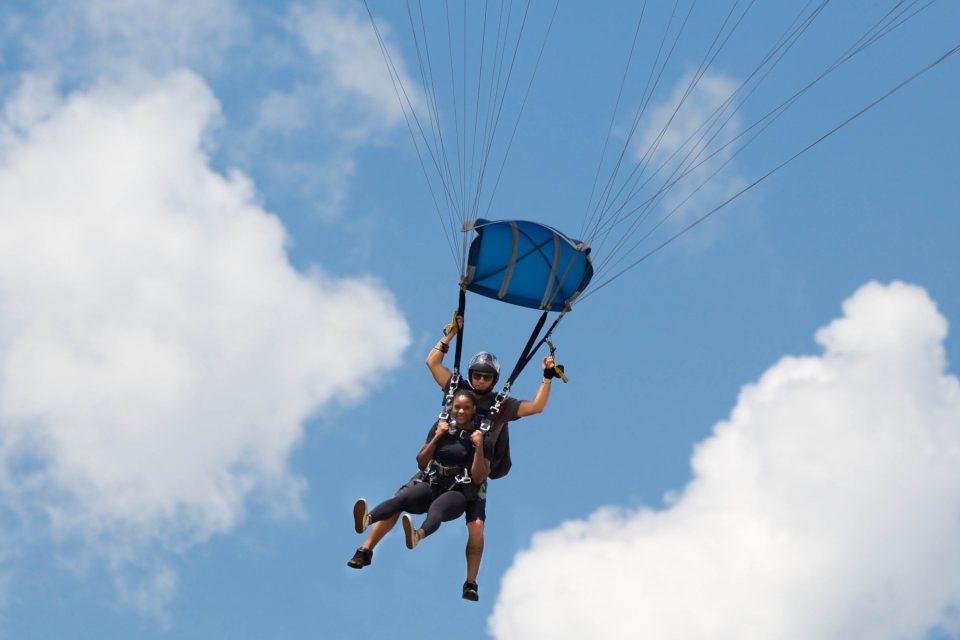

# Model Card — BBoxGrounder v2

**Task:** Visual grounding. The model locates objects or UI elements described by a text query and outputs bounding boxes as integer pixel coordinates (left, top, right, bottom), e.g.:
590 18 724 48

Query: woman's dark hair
452 388 477 407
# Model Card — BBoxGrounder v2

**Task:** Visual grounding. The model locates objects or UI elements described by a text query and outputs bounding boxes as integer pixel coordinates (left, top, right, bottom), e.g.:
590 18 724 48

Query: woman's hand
435 420 450 438
470 429 483 447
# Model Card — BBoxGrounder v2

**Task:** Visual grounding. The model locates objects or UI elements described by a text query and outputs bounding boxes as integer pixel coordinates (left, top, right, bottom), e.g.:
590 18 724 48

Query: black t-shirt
448 379 523 479
455 380 521 429
425 422 495 468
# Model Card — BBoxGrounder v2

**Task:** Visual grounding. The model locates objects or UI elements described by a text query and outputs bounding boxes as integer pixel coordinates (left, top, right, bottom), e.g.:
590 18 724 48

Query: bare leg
363 513 399 550
465 519 484 583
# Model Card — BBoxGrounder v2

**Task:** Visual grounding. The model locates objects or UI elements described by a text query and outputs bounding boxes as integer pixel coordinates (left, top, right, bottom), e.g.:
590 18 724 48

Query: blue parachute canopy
463 219 593 312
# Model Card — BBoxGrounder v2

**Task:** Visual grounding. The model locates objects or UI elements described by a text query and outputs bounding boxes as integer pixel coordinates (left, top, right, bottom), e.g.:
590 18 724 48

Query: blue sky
0 1 958 638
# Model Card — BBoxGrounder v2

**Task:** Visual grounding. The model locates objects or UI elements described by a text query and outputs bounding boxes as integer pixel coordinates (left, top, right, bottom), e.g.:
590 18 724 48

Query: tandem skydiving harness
424 458 472 487
436 288 570 432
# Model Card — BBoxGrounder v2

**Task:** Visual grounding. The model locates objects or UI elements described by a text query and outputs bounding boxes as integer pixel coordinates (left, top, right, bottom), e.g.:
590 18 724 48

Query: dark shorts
397 474 488 522
465 481 487 523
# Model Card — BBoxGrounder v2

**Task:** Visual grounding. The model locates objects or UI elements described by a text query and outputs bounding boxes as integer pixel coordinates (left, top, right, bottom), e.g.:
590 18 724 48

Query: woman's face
451 395 476 427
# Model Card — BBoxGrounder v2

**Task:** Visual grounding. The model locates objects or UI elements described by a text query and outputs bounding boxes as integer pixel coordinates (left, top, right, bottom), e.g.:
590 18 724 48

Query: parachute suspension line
462 6 468 221
587 0 914 283
467 0 508 222
471 0 529 221
579 2 647 241
590 0 831 276
481 0 560 221
590 0 926 263
363 0 461 271
402 2 459 220
421 1 470 227
590 0 704 239
839 2 937 65
591 0 816 278
584 0 689 244
594 5 834 280
588 0 756 252
443 1 466 226
467 0 490 226
579 41 960 303
407 1 462 226
584 0 818 259
585 0 753 256
368 1 555 267
590 0 933 284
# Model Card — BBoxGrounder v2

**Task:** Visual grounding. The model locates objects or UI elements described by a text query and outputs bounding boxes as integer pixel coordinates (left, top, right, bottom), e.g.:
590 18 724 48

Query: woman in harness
349 387 493 553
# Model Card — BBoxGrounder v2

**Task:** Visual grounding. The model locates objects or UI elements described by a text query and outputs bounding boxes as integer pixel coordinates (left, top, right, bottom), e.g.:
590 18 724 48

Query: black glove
544 364 565 380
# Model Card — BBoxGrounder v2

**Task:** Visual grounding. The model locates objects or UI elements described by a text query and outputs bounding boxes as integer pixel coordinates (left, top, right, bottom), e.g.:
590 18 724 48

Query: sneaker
353 498 370 534
462 580 479 601
402 513 420 549
347 547 372 569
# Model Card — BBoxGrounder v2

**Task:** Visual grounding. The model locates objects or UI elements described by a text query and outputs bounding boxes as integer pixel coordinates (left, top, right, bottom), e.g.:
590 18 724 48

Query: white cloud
230 1 419 218
490 281 960 640
252 0 414 142
287 0 409 130
0 70 409 614
3 1 417 220
7 0 247 78
637 71 747 232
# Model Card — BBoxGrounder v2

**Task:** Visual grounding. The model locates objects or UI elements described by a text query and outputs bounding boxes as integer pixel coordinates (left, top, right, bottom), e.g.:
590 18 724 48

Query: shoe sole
402 514 417 549
347 553 371 569
462 589 479 601
353 499 367 534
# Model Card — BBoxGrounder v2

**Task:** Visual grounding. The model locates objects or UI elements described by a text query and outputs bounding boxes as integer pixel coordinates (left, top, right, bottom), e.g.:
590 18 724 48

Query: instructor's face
470 371 494 393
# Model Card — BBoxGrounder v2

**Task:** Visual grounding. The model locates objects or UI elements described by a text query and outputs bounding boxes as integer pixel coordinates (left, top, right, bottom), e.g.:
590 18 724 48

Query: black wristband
543 364 564 379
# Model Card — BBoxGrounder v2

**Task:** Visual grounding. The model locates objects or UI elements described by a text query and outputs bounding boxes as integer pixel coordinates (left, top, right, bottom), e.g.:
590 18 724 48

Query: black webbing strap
516 313 564 381
503 311 548 389
440 288 468 419
481 312 548 429
480 310 567 430
452 288 466 374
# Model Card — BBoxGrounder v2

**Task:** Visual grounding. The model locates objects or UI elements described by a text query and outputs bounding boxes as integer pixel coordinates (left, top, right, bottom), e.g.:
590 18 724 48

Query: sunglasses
471 372 495 382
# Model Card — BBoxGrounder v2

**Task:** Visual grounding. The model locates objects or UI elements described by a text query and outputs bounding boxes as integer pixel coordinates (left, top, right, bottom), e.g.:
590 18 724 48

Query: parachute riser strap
453 287 466 373
494 312 567 409
504 312 549 389
518 312 566 379
439 288 468 421
501 308 570 394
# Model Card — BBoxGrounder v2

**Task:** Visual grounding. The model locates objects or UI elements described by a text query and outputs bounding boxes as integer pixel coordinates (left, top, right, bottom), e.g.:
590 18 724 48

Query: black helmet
467 351 500 386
